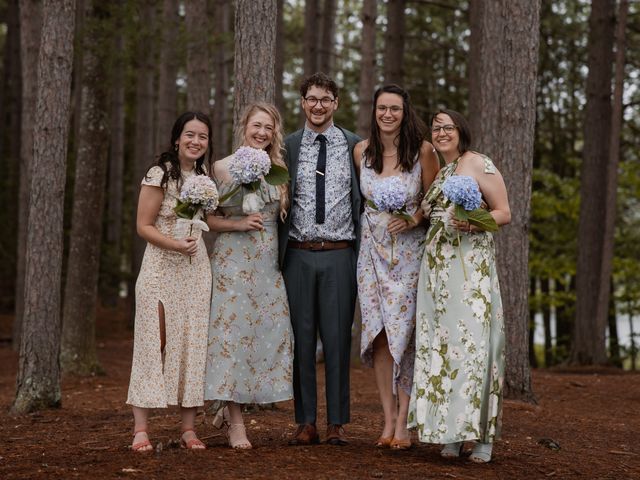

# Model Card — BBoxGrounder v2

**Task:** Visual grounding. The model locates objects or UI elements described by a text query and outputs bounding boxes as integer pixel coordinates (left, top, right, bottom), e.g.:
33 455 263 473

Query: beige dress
127 166 212 408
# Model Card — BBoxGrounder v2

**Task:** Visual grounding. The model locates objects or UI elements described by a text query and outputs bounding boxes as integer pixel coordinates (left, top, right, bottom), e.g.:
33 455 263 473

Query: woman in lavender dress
355 85 439 449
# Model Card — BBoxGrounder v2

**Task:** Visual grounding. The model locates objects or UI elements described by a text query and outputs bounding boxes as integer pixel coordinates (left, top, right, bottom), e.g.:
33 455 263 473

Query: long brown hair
235 103 289 220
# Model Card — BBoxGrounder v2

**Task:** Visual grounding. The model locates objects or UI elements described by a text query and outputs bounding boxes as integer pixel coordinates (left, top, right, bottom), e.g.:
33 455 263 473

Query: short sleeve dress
126 165 212 408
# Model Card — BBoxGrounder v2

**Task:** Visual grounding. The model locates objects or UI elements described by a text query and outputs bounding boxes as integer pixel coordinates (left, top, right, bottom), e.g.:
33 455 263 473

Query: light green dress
408 156 505 444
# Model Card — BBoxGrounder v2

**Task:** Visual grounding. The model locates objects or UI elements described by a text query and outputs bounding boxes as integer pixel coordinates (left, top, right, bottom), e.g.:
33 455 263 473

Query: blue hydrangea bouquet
442 175 498 232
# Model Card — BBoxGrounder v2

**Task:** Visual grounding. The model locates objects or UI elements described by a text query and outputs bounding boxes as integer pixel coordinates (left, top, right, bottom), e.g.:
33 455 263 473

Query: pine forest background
0 0 639 413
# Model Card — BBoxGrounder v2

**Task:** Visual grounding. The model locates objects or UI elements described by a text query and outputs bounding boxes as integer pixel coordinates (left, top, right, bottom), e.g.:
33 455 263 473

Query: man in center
279 72 361 446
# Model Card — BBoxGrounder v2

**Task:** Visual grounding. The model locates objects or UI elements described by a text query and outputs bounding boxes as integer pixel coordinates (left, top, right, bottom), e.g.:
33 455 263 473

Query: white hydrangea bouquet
174 174 219 262
367 176 415 266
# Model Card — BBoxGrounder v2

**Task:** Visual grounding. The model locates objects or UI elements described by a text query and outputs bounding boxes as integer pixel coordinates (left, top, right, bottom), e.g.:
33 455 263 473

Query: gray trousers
283 247 357 425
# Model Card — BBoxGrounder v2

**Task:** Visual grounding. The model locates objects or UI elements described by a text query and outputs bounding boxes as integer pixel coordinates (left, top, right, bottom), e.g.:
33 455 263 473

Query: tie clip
315 170 325 176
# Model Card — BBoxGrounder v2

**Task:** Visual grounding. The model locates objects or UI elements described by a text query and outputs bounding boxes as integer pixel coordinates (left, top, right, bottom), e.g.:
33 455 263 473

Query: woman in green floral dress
408 110 511 463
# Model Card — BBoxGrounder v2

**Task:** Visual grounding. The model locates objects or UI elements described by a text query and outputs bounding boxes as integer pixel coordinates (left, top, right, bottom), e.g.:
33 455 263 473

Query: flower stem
457 230 467 281
189 224 193 265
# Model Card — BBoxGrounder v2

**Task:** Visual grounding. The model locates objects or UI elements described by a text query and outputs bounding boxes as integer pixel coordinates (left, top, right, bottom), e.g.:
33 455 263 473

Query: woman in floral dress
204 103 293 449
127 112 214 452
408 109 511 463
355 85 439 449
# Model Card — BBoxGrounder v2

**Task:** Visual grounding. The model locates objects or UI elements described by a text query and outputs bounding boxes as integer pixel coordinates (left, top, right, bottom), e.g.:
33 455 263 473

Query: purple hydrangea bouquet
174 174 219 262
441 175 498 278
368 176 416 266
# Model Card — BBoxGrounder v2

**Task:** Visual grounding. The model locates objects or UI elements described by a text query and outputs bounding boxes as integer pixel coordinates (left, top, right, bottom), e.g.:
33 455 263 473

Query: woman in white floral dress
127 112 214 452
408 110 511 463
355 85 438 450
204 103 293 449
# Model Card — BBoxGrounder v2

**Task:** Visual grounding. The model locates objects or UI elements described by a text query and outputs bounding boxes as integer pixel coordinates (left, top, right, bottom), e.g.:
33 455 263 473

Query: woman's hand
450 217 477 234
174 237 198 256
387 217 411 234
237 213 264 232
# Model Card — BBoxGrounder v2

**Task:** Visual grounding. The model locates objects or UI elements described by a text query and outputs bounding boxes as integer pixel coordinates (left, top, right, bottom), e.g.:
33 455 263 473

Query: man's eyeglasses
376 105 403 114
304 96 335 108
432 125 457 135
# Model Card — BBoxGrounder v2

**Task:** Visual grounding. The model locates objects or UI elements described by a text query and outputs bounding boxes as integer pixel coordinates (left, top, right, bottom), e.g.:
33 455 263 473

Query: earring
174 144 178 152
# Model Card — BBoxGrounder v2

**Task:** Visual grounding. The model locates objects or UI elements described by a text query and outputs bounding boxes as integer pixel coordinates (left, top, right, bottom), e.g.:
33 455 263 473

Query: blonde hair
235 102 289 220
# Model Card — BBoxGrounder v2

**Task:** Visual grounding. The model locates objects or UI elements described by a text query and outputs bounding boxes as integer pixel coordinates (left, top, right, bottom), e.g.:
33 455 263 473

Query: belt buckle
310 241 324 251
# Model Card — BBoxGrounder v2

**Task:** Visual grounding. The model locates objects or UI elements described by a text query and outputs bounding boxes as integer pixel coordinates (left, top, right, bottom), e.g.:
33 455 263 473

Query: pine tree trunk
13 0 42 351
60 0 111 376
13 0 76 414
155 0 179 154
571 0 616 365
555 275 574 360
213 0 231 158
303 0 319 76
528 278 538 368
233 0 277 132
356 0 377 138
468 0 541 402
186 0 211 111
318 0 336 75
383 0 405 85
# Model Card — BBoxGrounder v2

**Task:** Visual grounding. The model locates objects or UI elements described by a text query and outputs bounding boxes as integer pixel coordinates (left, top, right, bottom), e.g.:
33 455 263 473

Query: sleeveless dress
408 156 505 444
358 158 426 395
204 180 294 404
127 166 212 408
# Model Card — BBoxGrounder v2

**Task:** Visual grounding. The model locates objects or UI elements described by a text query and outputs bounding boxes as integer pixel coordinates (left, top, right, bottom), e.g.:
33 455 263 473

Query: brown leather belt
288 240 352 251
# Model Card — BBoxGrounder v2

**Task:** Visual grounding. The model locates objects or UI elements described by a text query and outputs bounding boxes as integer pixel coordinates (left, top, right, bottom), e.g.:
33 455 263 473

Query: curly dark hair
364 84 426 174
146 111 213 188
299 72 339 99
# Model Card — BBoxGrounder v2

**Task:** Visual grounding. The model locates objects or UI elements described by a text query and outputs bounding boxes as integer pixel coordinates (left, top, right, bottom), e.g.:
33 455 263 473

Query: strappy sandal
375 436 393 448
180 429 206 450
440 441 464 458
227 423 252 450
132 429 152 452
212 405 230 429
469 442 492 463
390 437 412 450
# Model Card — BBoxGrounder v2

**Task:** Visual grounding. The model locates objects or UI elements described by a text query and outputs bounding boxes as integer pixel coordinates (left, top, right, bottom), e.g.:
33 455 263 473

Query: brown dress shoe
325 424 348 446
288 423 319 446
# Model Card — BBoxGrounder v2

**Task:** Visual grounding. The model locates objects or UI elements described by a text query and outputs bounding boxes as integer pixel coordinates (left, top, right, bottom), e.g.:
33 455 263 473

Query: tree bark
383 0 405 85
468 0 484 141
233 0 277 134
13 0 42 351
318 0 336 75
571 0 616 365
212 0 231 158
468 0 541 402
185 0 211 111
303 0 319 76
356 0 377 138
61 0 111 376
155 0 179 154
13 0 76 414
274 0 284 112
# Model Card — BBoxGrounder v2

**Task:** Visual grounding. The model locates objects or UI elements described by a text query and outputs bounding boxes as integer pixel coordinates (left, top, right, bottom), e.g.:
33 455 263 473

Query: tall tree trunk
60 0 111 376
13 0 76 414
233 0 277 133
129 2 157 322
468 0 541 402
274 0 284 112
185 0 211 111
629 306 636 371
555 275 574 360
212 0 231 158
383 0 405 85
155 0 178 155
104 0 126 306
571 0 616 365
303 0 319 77
607 280 621 367
13 0 42 351
318 0 336 75
528 277 538 368
356 0 377 138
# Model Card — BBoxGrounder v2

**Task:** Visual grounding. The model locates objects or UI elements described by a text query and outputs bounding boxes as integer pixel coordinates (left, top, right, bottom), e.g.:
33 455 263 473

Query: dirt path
0 311 638 479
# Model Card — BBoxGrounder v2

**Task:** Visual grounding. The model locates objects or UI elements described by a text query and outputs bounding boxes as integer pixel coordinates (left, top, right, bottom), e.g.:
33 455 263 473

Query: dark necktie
315 134 327 224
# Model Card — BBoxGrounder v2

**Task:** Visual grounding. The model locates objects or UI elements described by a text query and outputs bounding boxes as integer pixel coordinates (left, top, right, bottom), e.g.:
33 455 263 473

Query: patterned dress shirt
289 124 355 242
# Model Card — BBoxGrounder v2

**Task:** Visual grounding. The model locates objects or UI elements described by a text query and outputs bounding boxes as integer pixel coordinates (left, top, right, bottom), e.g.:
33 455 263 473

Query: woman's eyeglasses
431 125 457 135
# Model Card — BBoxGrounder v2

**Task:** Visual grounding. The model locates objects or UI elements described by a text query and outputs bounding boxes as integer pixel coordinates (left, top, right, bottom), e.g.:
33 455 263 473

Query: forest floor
0 307 639 480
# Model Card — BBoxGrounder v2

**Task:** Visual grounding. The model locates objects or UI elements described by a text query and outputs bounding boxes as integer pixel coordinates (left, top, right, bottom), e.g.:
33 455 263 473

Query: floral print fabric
127 166 212 408
358 159 426 395
204 180 294 404
408 157 505 444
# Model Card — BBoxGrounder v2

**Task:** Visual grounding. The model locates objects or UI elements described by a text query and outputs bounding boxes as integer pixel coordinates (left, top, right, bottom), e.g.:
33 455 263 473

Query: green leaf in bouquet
468 208 499 232
218 184 241 204
393 210 416 224
247 180 262 192
366 199 378 210
174 200 197 219
264 164 290 185
454 203 469 221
